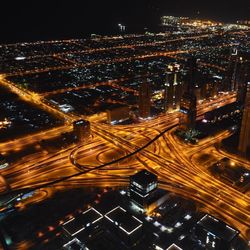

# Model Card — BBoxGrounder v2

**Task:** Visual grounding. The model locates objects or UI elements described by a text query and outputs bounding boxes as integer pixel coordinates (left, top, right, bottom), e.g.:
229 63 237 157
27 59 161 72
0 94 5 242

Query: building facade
164 63 183 112
139 80 151 118
129 170 158 210
73 119 91 142
238 83 250 156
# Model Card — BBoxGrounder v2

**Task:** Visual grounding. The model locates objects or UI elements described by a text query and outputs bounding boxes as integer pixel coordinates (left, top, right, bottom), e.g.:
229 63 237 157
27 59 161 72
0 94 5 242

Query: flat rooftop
105 206 143 235
197 214 239 241
63 218 85 237
130 169 157 187
79 207 103 226
63 207 103 237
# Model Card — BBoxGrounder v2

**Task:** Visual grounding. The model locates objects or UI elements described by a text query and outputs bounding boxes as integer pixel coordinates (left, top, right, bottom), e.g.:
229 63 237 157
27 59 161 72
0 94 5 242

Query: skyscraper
164 63 182 112
186 57 198 92
226 47 239 92
138 80 151 118
238 83 250 156
179 92 197 130
237 60 250 103
179 58 197 130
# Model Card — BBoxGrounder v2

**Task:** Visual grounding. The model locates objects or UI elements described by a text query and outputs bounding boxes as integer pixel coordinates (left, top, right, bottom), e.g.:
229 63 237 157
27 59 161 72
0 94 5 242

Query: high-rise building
201 81 219 100
237 61 250 103
138 80 151 118
164 63 182 112
129 170 157 210
179 58 197 130
186 57 198 92
73 119 91 142
106 105 130 125
238 83 250 156
179 92 197 130
226 47 239 92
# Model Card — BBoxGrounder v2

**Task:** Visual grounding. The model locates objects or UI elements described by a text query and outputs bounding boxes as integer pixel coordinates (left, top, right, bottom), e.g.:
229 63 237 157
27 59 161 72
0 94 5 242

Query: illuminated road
1 94 249 240
0 33 249 244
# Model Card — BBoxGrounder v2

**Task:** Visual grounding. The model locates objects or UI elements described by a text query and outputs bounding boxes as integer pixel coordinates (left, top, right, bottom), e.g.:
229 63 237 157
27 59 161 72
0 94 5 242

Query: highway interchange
0 32 249 244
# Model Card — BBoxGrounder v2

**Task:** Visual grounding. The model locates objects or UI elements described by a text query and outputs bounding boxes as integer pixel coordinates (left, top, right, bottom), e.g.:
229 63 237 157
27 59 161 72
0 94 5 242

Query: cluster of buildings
161 16 249 30
61 170 241 250
102 43 250 156
127 47 250 155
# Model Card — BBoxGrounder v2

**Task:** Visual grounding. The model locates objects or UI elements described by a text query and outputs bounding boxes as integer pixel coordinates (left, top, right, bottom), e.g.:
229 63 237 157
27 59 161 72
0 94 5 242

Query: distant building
185 57 198 92
193 86 201 102
226 47 239 92
164 63 183 112
236 20 250 26
201 81 218 100
238 83 250 155
73 120 91 143
202 102 241 124
139 80 151 118
106 105 130 124
161 16 189 26
194 214 239 250
129 170 158 210
179 92 197 130
237 61 250 103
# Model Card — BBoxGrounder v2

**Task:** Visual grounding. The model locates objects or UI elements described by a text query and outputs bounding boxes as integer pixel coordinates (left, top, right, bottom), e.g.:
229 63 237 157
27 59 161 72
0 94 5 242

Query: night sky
0 0 249 44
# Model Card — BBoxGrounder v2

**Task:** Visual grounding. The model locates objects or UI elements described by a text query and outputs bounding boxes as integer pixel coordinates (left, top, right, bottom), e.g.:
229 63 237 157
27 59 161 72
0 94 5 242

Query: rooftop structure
130 169 157 189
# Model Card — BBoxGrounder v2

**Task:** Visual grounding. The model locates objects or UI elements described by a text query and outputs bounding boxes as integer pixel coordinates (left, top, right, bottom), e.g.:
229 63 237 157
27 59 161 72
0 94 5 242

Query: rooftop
80 207 103 226
105 206 143 235
63 207 103 237
63 218 85 237
197 214 239 241
130 170 157 187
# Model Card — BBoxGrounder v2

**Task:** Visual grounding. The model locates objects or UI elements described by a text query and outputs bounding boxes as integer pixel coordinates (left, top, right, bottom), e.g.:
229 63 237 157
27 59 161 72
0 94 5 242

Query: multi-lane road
0 33 249 243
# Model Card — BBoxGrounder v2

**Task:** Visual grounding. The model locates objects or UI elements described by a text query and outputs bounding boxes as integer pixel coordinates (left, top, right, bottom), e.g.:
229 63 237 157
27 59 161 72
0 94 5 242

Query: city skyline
0 0 250 43
0 4 249 249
